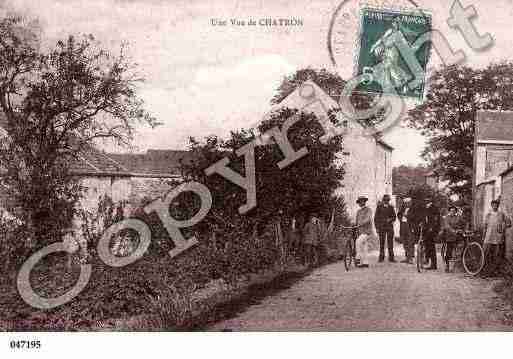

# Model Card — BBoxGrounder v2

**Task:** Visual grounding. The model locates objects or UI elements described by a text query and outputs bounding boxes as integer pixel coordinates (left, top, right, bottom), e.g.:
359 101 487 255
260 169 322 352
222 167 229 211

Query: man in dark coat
397 197 414 264
421 196 441 270
374 194 397 262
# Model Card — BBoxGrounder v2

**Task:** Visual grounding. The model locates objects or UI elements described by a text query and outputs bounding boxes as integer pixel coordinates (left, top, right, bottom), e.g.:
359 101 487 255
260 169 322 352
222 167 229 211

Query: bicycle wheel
344 240 352 271
416 242 425 273
440 242 446 262
462 242 485 276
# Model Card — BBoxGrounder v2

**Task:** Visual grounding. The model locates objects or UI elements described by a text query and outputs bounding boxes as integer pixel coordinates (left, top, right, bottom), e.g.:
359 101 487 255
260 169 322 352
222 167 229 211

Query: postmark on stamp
355 6 432 100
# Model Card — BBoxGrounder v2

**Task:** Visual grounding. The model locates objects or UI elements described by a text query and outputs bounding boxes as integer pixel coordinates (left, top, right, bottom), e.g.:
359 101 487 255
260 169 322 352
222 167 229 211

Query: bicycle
340 226 358 271
441 229 485 276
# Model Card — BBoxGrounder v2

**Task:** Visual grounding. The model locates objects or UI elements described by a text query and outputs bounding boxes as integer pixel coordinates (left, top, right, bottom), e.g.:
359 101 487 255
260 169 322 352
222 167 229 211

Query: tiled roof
0 113 190 178
107 150 196 176
476 110 513 143
69 146 128 174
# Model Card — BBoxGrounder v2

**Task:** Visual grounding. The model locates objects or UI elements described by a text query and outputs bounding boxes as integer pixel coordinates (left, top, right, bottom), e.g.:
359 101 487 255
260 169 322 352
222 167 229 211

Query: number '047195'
9 340 41 350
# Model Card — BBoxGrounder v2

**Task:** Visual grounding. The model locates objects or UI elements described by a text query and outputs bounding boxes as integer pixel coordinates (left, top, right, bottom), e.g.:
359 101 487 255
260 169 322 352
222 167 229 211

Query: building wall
475 144 513 186
334 119 379 220
79 176 176 215
425 175 438 189
80 177 116 212
127 177 177 208
473 143 513 228
500 171 513 259
375 143 393 203
334 120 393 236
474 180 496 231
474 145 487 186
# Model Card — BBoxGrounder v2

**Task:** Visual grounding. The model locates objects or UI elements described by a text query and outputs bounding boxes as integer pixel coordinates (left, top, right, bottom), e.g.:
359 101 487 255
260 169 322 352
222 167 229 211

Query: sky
3 0 513 166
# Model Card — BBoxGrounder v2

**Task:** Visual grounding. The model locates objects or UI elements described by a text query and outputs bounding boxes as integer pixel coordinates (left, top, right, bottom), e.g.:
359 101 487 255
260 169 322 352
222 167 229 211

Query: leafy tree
271 68 347 105
407 63 513 202
0 16 158 246
181 108 348 236
271 67 383 127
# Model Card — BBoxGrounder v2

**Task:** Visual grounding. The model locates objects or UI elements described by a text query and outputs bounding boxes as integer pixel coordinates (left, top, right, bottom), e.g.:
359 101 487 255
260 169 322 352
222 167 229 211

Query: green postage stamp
355 7 432 100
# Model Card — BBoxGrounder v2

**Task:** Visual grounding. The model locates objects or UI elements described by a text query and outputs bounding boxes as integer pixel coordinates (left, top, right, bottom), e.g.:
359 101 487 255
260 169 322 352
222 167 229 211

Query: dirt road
207 248 512 331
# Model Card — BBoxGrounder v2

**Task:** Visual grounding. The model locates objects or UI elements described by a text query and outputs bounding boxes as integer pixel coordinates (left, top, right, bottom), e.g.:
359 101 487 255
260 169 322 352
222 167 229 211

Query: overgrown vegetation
0 96 351 331
0 17 353 329
0 16 157 255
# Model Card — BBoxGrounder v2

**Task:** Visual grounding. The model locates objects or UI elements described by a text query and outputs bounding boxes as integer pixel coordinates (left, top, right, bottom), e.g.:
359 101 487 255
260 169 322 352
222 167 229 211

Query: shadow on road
186 271 308 331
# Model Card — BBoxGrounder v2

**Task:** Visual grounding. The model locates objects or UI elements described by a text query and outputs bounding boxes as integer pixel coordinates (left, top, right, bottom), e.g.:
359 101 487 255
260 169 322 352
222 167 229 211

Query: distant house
424 170 439 190
274 80 394 219
0 112 194 214
424 170 455 198
76 149 194 214
0 136 191 217
472 110 513 229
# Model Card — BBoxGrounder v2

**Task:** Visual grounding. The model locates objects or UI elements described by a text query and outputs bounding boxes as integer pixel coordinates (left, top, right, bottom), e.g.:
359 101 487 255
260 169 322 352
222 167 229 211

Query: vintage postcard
0 0 512 356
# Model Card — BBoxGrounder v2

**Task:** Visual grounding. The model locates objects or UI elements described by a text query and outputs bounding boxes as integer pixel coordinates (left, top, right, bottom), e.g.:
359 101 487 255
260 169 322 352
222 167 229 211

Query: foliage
407 184 448 208
0 211 29 274
271 67 384 127
181 108 347 236
407 62 513 202
78 194 125 257
0 16 158 246
0 66 354 331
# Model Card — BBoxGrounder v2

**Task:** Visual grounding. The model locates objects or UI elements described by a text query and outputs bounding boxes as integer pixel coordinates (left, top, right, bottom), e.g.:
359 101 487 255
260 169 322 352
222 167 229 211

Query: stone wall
79 175 177 215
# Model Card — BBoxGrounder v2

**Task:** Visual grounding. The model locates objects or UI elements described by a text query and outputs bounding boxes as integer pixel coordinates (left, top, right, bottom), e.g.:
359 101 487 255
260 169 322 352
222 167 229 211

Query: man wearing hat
355 196 374 268
374 194 397 262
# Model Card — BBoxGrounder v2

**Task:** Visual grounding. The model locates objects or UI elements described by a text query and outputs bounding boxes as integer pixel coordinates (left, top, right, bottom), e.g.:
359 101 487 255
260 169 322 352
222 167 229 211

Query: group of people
295 193 511 275
353 194 417 268
352 194 511 275
352 194 444 270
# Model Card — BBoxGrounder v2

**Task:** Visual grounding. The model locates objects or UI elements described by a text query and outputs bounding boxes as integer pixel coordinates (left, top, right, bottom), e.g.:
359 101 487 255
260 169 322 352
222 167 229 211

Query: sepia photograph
0 0 513 356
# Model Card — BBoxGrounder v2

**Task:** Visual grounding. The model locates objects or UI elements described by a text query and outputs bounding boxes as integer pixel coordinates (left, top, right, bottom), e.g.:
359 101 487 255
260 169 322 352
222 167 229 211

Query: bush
0 210 31 276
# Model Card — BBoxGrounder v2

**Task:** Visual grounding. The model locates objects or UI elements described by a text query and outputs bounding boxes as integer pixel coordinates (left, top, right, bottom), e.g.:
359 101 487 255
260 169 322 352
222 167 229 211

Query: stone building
497 169 513 259
472 110 513 228
75 148 193 214
472 110 513 259
273 80 394 219
0 133 190 219
0 115 191 217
